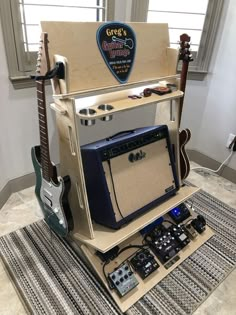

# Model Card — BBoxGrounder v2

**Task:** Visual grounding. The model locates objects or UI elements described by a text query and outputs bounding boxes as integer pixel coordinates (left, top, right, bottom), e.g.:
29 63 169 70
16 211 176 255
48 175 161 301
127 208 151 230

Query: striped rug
0 188 236 315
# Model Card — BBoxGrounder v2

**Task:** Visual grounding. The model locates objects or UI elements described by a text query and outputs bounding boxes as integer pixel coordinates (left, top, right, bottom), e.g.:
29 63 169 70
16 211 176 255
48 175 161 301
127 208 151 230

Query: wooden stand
41 21 213 312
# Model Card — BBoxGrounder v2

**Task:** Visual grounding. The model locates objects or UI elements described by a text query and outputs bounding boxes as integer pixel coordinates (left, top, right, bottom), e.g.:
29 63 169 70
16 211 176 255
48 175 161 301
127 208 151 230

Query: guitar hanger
31 61 65 81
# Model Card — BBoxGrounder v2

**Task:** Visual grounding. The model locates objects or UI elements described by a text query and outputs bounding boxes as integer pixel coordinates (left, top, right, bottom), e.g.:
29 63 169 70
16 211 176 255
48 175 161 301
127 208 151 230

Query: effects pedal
168 203 191 224
145 225 181 264
108 262 139 297
130 249 159 279
184 222 198 239
168 225 190 249
191 215 206 234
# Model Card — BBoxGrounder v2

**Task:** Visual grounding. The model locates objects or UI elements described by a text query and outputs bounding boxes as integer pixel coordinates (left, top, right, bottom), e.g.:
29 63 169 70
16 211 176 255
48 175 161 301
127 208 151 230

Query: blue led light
170 207 181 217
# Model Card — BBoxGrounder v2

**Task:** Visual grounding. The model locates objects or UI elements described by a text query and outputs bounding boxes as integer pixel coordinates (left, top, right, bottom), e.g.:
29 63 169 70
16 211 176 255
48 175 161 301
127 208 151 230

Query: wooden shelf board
76 90 183 120
73 185 199 252
53 74 180 99
80 225 214 312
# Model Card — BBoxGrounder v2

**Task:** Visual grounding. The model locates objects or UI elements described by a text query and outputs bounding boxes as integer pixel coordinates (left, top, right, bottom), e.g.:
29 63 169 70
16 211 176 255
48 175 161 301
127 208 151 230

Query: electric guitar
31 32 73 237
178 34 193 181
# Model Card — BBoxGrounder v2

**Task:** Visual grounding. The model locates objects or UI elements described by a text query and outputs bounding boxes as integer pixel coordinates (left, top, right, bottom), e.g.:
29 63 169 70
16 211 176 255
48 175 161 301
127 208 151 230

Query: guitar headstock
36 32 50 77
179 33 193 63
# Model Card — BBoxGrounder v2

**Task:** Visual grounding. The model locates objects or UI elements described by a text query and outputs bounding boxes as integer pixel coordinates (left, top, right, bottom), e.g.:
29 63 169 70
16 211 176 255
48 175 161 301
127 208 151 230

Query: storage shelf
52 74 180 99
76 90 183 121
73 185 199 252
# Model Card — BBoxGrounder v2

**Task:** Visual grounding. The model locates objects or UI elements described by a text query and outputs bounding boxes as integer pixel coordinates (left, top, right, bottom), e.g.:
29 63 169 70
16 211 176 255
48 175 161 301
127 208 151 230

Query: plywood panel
41 22 171 93
54 98 94 239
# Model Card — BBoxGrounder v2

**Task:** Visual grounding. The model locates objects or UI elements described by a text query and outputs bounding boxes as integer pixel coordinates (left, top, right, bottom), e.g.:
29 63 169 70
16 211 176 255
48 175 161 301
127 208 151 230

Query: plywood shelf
53 74 180 99
76 89 183 121
73 185 199 252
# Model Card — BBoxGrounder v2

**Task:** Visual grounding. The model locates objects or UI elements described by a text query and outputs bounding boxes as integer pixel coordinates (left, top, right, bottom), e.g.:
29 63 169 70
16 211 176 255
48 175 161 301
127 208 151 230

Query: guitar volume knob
54 208 59 213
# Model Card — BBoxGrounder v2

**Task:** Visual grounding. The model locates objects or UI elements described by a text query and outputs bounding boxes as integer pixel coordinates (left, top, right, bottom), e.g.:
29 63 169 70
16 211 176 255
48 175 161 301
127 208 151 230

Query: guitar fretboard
36 80 53 182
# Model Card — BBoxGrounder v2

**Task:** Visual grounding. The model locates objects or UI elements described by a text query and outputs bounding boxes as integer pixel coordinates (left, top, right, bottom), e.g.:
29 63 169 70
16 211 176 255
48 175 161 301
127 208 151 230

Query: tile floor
0 162 236 314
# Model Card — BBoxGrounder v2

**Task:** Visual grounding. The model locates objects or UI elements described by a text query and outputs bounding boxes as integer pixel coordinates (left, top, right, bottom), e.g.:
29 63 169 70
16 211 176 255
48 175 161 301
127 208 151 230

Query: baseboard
0 182 11 209
188 149 236 184
0 172 36 209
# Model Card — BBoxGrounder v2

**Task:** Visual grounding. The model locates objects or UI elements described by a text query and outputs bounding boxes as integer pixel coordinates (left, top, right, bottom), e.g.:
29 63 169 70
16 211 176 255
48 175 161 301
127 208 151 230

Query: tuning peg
36 63 41 67
37 57 41 61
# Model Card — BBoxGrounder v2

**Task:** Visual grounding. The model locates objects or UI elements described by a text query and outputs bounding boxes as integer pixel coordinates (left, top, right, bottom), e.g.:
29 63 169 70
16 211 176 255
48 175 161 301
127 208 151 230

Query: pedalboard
105 213 207 298
130 249 159 279
108 262 139 297
168 203 191 224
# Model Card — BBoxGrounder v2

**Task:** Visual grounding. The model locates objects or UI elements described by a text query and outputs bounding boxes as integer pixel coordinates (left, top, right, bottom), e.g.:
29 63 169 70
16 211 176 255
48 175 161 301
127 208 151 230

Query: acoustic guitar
178 34 193 181
31 32 73 237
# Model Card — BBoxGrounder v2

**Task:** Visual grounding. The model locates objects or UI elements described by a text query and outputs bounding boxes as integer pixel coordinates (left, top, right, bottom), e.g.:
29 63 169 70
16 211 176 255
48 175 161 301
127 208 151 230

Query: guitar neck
178 61 189 126
178 34 193 127
36 80 53 182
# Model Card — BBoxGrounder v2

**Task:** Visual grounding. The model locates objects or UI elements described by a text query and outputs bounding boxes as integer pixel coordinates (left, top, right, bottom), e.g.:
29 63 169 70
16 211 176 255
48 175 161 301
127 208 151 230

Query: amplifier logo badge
128 150 146 163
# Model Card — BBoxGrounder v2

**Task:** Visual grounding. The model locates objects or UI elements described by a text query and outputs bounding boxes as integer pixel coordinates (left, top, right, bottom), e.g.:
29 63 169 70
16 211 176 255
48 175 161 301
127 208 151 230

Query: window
131 0 224 80
0 0 114 88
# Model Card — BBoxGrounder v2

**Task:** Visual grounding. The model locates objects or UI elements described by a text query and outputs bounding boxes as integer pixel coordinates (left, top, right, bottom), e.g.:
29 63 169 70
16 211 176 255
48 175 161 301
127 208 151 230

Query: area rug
0 188 236 315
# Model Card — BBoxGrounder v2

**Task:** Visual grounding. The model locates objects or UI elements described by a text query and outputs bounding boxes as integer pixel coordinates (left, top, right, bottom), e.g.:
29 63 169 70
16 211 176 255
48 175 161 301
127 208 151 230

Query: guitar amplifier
81 125 179 229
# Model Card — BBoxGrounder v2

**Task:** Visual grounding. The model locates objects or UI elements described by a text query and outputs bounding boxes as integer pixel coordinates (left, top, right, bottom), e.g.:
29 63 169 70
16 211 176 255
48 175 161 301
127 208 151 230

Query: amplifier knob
128 153 135 162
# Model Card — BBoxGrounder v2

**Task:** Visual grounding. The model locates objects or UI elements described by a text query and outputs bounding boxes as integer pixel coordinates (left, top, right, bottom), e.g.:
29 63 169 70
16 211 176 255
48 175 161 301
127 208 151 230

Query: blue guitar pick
96 22 136 84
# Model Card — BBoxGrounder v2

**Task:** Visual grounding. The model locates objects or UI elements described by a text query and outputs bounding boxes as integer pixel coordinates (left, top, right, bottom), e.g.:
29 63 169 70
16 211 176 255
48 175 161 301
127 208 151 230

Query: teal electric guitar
31 33 73 237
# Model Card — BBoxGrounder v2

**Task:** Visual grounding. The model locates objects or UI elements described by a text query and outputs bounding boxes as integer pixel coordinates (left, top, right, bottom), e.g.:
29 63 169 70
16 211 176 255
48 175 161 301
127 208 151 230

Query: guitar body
31 145 73 237
179 129 191 180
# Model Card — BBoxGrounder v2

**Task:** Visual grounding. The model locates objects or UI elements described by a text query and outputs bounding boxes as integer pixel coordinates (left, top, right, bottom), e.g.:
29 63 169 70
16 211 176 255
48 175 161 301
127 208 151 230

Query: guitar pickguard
40 177 68 230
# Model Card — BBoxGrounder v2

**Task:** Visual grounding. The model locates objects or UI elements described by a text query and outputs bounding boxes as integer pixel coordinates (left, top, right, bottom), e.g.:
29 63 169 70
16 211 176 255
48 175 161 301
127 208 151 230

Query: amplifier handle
106 129 136 141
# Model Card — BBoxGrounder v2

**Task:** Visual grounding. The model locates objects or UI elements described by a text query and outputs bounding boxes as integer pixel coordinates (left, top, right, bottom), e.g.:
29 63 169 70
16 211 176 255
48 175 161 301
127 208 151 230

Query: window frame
0 0 115 89
130 0 224 81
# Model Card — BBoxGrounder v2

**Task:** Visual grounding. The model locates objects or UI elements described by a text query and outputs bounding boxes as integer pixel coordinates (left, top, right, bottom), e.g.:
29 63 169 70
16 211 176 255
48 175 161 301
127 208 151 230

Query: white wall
182 0 236 170
0 20 57 192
